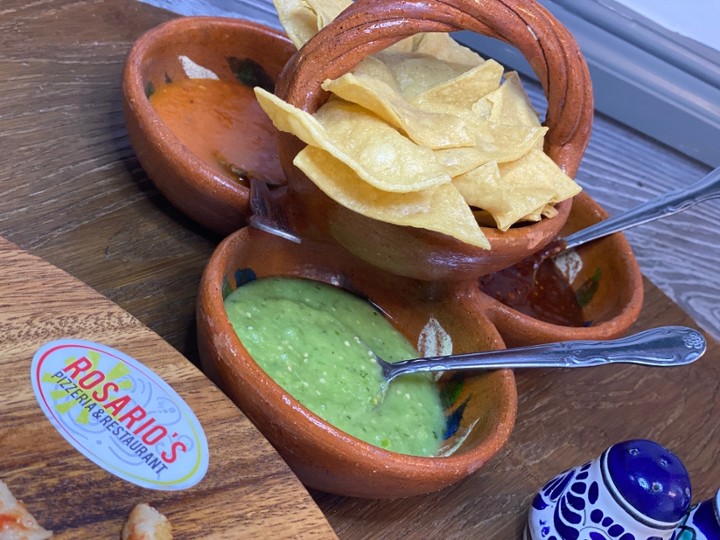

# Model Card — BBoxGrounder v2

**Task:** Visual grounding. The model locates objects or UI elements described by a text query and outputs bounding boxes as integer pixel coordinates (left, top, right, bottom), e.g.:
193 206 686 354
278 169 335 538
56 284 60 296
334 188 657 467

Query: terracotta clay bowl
196 226 517 498
475 191 644 347
123 17 296 235
275 0 594 281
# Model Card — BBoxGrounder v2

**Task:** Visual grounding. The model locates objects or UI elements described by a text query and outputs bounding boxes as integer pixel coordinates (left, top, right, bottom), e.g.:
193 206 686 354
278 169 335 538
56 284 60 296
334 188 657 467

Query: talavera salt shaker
673 488 720 539
526 439 692 540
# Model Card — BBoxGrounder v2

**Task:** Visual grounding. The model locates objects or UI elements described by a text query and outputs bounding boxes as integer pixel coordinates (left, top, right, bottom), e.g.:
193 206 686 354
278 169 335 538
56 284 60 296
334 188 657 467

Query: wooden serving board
0 236 336 539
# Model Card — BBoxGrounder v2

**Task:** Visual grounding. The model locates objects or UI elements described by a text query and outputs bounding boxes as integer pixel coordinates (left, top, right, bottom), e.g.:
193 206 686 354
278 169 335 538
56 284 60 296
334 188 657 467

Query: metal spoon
478 164 720 295
248 178 301 243
375 326 705 391
560 164 720 252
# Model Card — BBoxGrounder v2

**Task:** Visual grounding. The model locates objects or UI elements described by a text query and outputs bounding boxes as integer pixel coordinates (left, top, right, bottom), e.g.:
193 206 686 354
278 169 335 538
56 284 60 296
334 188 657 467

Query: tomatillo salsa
224 276 446 457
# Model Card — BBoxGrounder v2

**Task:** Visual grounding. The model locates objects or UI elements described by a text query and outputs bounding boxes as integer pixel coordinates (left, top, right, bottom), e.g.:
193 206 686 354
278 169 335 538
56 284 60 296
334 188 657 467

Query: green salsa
224 276 446 456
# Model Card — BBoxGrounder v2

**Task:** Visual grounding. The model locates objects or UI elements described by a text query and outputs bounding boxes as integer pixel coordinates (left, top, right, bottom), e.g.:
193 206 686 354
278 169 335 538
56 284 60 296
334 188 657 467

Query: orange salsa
149 78 284 185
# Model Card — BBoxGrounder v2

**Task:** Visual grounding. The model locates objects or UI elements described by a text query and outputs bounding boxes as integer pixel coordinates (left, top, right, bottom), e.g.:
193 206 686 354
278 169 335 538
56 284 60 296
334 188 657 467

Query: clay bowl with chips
196 226 517 498
474 191 644 347
122 16 296 235
273 0 594 281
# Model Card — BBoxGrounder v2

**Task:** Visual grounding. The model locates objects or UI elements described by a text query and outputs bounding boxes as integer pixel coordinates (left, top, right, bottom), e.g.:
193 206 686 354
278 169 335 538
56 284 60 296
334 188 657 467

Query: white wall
613 0 720 52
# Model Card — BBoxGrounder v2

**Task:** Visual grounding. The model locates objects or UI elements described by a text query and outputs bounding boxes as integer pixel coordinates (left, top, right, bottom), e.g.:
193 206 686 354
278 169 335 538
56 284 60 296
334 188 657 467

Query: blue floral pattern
528 440 692 540
531 462 642 540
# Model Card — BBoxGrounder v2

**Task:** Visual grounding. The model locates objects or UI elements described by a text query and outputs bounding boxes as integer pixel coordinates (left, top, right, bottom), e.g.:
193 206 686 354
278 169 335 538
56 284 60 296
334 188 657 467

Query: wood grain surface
0 237 335 538
1 1 719 538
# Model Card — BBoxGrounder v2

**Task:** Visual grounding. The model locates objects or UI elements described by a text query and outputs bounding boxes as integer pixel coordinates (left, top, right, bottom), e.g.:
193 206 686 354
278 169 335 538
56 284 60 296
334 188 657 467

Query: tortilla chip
434 121 547 176
273 0 351 48
521 203 559 223
487 71 542 128
410 59 504 111
455 150 580 230
314 100 452 191
322 72 473 149
294 145 490 248
255 88 451 192
410 32 485 66
351 56 401 90
373 51 477 97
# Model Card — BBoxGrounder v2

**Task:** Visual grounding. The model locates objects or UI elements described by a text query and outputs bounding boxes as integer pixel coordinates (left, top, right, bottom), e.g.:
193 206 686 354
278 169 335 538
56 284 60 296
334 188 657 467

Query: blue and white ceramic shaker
526 439 692 540
673 488 720 539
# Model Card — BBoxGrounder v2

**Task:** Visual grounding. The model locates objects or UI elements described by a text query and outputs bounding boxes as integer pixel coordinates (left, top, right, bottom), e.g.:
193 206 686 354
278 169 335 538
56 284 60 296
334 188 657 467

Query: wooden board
0 236 336 539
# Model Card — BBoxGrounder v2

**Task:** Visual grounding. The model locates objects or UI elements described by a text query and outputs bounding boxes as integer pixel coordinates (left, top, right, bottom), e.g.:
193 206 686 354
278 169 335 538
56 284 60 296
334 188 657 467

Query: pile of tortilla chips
256 0 581 250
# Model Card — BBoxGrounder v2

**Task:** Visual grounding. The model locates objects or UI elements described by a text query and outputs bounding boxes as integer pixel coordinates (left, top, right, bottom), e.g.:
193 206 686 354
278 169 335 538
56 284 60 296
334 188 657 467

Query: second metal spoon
376 326 705 388
562 164 720 251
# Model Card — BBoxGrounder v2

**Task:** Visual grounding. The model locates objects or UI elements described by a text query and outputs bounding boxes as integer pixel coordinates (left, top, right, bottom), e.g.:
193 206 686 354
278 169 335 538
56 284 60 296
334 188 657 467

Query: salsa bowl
476 191 644 347
196 227 517 498
122 16 296 235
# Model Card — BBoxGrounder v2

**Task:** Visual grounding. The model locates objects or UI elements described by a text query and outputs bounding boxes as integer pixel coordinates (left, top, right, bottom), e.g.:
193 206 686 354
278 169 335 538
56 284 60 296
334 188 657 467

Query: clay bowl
475 191 644 347
196 226 517 498
275 0 594 281
122 17 296 236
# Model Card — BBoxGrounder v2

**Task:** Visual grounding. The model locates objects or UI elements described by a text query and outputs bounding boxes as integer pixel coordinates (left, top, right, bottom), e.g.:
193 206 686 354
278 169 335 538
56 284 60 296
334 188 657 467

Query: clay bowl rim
122 16 295 235
197 226 519 496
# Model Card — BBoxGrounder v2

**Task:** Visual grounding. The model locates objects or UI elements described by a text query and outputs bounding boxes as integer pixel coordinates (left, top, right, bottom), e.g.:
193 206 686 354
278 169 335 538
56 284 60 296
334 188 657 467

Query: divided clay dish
123 17 296 235
195 192 643 498
196 227 517 498
125 0 646 498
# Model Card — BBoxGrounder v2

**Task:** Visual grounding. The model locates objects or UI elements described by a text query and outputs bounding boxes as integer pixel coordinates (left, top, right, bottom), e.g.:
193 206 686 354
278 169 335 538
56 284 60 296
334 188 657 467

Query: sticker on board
31 339 209 491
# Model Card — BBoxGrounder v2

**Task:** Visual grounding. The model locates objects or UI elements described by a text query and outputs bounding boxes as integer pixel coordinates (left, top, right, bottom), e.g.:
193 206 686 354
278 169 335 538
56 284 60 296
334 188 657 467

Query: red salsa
478 241 590 327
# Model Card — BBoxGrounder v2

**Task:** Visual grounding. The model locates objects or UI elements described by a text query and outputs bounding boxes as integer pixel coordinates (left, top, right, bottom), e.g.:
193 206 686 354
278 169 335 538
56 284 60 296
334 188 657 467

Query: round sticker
31 339 209 491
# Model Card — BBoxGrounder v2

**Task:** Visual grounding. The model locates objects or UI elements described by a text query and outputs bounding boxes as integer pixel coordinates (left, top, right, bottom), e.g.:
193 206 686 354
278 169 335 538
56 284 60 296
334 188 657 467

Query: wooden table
1 1 718 538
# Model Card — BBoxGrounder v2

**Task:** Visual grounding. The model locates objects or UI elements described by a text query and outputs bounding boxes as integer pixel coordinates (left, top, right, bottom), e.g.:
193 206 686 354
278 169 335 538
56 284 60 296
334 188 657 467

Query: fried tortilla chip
255 88 451 192
410 32 485 66
456 150 580 230
273 0 351 48
410 59 504 112
487 71 542 128
322 72 473 149
373 51 477 97
294 145 491 248
435 121 547 176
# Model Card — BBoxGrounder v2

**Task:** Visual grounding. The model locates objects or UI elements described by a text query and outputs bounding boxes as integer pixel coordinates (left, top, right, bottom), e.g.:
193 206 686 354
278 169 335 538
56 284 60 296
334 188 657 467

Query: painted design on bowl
145 53 275 100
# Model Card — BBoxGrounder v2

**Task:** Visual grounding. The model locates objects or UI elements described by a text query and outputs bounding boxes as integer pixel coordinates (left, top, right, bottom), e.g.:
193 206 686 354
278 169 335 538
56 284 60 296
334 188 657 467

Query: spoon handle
384 326 706 381
248 178 302 244
563 165 720 250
